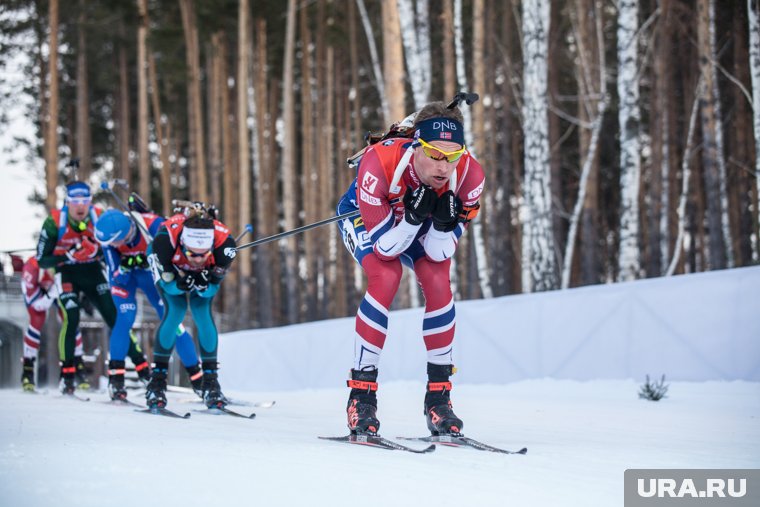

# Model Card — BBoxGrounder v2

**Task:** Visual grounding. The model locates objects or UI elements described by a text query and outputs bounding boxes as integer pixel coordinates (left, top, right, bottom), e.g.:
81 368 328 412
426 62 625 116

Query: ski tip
517 447 528 454
422 444 436 453
181 412 192 419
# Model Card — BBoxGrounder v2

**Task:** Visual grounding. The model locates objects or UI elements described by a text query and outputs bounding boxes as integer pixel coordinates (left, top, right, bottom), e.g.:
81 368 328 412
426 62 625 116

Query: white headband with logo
180 227 214 250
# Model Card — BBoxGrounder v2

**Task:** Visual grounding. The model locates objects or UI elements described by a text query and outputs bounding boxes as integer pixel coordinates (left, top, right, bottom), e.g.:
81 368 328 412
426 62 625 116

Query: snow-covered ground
2 267 758 505
1 379 758 507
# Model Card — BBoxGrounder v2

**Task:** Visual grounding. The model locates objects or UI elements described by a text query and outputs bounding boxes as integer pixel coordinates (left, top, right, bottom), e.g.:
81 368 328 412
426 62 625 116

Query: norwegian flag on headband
440 132 452 140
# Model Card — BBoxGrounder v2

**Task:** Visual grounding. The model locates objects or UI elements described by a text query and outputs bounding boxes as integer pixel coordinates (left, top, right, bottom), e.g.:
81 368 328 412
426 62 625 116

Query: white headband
180 227 214 250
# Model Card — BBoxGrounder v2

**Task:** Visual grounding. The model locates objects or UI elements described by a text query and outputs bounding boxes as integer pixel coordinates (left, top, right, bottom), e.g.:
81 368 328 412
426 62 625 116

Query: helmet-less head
181 215 215 268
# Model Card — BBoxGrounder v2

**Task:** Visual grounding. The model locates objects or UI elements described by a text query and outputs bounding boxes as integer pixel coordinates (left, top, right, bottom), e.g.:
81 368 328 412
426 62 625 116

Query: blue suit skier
94 208 203 401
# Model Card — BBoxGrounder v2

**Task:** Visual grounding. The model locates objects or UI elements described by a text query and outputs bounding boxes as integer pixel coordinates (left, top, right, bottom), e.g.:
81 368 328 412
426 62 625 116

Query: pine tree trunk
580 0 603 287
245 18 261 324
36 14 48 185
494 2 516 294
441 0 456 100
318 4 336 319
748 0 760 260
237 0 252 327
345 1 361 312
732 3 753 266
207 33 224 209
253 17 274 327
667 81 702 276
380 0 414 308
561 0 607 290
469 0 488 299
548 0 564 281
332 57 348 318
282 0 299 323
356 0 388 122
381 1 405 125
222 28 239 327
179 0 207 203
521 0 556 292
616 0 641 281
654 0 673 274
75 1 91 180
117 26 130 186
137 0 150 202
397 0 431 108
696 0 728 270
147 53 172 216
455 0 492 298
45 0 60 209
300 4 317 320
442 0 462 295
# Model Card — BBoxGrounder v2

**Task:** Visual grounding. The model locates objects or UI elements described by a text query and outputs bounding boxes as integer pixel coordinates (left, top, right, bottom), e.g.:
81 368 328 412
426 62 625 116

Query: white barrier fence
219 266 760 391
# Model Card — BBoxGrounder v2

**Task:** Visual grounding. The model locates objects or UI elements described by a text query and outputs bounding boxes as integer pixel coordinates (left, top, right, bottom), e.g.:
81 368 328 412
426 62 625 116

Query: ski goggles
183 248 212 260
417 138 466 164
67 197 92 206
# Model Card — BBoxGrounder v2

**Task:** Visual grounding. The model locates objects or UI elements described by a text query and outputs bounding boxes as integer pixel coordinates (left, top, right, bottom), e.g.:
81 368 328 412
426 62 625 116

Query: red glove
67 237 99 262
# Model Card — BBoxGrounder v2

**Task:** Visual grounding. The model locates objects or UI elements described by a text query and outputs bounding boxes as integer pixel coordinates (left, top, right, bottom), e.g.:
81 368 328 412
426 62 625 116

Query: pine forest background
0 0 758 331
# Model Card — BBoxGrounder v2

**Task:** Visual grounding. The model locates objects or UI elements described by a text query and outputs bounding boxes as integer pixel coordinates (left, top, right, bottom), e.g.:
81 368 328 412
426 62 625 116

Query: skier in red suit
19 256 85 391
336 101 485 436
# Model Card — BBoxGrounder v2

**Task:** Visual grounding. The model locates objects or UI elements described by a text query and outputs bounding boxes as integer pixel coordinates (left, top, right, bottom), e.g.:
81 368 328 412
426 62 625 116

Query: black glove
402 184 437 225
432 191 463 232
176 272 196 292
193 269 210 291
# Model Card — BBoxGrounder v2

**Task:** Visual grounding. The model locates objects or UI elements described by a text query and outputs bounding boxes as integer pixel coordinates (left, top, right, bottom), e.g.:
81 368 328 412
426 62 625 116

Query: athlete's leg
137 271 199 367
153 290 188 364
108 277 138 361
188 293 218 363
413 257 455 365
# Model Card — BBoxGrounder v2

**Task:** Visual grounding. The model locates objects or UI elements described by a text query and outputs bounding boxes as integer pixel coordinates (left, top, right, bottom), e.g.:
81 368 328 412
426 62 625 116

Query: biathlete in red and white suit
336 101 485 436
144 210 236 409
19 256 84 391
94 209 202 402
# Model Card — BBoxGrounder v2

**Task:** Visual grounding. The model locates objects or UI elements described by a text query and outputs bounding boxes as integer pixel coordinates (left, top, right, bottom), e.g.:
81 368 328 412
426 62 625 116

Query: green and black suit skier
35 181 150 393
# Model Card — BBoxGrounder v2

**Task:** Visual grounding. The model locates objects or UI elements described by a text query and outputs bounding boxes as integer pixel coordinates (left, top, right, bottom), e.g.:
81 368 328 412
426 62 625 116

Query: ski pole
236 198 400 251
100 181 154 240
235 224 253 243
1 247 36 254
235 210 359 251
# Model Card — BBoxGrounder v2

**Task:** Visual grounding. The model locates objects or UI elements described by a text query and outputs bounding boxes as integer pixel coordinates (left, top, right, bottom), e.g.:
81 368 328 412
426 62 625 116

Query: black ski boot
108 360 128 401
346 368 380 435
60 363 76 395
21 357 36 392
185 363 204 398
201 362 228 408
424 363 464 435
127 331 151 385
134 359 151 385
145 363 168 408
74 355 90 390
